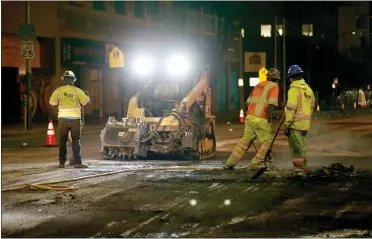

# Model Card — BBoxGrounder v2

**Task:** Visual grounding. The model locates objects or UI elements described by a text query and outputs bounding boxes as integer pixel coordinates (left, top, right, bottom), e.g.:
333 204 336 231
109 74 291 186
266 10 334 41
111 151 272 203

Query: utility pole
282 17 287 105
26 1 32 130
226 27 231 111
308 42 311 87
239 26 245 111
274 16 278 69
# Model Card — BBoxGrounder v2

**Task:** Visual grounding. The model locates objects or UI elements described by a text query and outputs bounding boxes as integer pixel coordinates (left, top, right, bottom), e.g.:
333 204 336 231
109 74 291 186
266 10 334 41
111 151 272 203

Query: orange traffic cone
341 103 345 114
45 119 57 147
239 109 245 123
317 105 320 115
353 102 357 111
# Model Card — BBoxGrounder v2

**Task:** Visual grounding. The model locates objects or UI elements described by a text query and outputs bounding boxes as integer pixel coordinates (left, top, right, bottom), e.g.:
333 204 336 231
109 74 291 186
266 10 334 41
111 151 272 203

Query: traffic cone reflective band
239 109 245 123
45 119 57 147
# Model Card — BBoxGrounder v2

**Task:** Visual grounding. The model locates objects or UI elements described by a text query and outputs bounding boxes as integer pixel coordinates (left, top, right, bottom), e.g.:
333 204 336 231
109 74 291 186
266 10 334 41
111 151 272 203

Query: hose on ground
2 165 224 192
2 184 74 192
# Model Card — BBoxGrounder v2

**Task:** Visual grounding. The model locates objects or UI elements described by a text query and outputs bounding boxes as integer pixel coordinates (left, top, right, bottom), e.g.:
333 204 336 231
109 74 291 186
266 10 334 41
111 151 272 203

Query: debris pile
308 163 357 180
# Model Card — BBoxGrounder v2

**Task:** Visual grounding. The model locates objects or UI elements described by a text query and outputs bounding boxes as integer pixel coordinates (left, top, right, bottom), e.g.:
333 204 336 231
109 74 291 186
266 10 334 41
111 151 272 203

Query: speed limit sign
20 40 35 59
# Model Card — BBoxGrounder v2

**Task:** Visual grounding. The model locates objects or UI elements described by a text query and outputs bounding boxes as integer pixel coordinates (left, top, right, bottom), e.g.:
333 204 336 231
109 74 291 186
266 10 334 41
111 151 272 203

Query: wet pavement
1 115 372 237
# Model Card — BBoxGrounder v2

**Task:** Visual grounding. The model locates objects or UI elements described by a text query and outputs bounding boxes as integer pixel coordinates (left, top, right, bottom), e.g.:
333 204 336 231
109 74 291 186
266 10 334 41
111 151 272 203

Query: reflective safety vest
285 79 315 131
246 81 279 120
49 85 90 119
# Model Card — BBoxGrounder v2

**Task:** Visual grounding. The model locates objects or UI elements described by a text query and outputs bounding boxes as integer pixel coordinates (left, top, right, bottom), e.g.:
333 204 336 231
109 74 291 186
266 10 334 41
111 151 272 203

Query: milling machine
100 52 216 160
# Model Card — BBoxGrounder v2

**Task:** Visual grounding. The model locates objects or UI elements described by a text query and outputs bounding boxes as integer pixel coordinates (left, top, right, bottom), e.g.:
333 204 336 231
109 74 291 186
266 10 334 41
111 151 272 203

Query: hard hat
61 70 76 82
287 65 304 78
266 68 281 80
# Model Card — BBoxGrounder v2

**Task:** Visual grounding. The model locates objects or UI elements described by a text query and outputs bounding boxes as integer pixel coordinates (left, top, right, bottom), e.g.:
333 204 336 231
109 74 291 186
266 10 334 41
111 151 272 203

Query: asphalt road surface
2 115 372 238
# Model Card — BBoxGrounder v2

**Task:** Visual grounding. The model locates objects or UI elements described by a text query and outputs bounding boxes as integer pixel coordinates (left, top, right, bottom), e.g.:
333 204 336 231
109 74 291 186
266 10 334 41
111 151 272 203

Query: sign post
21 38 34 130
18 1 35 130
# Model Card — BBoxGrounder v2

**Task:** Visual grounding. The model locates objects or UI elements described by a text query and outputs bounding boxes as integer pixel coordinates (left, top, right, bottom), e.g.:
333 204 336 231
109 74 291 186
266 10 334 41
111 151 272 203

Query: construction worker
284 65 315 178
49 70 90 168
223 68 280 170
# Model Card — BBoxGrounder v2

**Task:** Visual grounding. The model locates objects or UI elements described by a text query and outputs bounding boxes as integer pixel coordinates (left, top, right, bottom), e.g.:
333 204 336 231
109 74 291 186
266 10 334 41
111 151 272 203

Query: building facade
1 1 221 124
232 2 338 106
338 2 372 90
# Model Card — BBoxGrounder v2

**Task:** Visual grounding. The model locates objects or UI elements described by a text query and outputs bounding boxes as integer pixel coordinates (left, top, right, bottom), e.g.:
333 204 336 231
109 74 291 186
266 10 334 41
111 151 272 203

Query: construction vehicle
100 53 216 160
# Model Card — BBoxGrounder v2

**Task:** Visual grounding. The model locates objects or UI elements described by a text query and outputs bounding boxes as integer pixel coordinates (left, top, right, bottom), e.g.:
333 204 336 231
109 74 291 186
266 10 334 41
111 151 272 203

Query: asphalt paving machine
100 52 216 160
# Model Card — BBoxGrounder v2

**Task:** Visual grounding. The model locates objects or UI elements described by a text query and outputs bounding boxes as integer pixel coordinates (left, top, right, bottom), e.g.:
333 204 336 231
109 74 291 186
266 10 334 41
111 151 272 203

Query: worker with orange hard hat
224 68 280 170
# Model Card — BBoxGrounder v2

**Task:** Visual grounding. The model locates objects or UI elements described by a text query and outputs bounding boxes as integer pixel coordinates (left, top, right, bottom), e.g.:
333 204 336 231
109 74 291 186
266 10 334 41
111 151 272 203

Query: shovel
251 113 286 179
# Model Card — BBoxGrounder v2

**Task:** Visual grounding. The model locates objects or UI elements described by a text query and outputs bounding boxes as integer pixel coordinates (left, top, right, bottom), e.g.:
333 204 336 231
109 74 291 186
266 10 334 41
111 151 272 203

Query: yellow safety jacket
285 79 315 131
49 85 90 119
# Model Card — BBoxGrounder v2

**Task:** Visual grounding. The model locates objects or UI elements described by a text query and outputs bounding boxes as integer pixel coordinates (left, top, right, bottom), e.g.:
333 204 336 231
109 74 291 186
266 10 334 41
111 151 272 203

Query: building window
114 1 126 15
93 1 105 11
357 17 368 29
261 25 271 37
276 24 283 36
135 2 145 19
302 24 313 37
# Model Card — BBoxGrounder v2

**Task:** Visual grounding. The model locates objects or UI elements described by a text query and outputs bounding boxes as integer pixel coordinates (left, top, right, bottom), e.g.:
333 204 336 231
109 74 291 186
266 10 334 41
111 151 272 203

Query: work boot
248 158 265 170
73 163 89 168
68 159 78 166
223 164 234 170
58 159 66 168
287 171 307 180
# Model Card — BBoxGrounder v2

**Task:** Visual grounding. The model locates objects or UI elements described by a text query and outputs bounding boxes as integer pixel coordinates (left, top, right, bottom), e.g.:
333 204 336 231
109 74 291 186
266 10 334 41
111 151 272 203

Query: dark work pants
58 118 82 164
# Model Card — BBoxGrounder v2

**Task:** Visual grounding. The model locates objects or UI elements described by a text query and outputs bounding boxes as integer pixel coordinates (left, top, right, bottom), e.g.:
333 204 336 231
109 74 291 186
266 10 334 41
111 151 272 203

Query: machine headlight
133 56 154 76
166 55 190 77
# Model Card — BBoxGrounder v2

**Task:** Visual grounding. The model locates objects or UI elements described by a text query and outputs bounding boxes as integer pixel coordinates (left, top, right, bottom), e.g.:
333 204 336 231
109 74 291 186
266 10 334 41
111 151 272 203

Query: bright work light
133 56 153 76
166 54 190 77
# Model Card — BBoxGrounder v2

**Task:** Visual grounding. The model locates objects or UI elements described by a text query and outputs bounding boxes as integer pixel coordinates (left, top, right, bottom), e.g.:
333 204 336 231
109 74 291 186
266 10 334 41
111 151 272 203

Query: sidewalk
1 122 105 139
215 108 372 123
2 108 370 139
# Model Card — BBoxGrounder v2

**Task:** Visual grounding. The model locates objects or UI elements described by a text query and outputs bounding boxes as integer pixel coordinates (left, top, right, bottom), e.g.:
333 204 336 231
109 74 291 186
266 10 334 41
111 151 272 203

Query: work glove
284 127 290 137
83 90 90 97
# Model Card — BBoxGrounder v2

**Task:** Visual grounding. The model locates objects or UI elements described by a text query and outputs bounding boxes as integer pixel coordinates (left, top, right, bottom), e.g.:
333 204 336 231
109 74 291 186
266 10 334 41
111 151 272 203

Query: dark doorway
1 67 20 124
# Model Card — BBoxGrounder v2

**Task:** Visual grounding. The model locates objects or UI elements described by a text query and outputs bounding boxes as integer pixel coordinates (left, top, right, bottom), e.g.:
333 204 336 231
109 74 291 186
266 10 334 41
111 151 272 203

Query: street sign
109 47 124 68
259 67 268 82
17 24 36 40
20 40 35 59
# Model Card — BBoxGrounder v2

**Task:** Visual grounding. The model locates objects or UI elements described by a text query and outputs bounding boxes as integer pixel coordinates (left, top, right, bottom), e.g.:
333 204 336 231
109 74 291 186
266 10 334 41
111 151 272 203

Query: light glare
238 78 244 87
190 199 197 206
249 77 259 87
133 56 153 76
166 55 190 76
224 199 231 206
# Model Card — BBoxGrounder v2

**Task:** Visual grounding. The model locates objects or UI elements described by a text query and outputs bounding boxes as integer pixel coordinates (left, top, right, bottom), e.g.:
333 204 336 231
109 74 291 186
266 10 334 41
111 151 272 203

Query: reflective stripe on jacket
285 79 315 131
246 81 279 120
49 85 90 119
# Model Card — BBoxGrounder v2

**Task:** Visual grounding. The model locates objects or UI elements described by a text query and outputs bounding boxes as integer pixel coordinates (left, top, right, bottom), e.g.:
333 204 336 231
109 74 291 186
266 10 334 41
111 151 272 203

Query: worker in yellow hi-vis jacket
284 65 315 178
49 71 90 169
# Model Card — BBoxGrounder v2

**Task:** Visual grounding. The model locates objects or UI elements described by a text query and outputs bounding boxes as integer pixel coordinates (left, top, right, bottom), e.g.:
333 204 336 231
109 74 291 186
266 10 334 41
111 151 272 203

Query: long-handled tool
251 113 286 179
